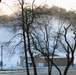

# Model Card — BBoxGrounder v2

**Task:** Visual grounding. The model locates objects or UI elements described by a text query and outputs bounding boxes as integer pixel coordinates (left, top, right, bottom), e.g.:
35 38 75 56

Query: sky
0 0 76 15
47 0 76 10
33 0 76 10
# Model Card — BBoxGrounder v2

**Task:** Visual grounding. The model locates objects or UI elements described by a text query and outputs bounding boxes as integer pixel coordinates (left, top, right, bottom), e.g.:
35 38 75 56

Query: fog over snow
0 16 76 69
0 28 18 66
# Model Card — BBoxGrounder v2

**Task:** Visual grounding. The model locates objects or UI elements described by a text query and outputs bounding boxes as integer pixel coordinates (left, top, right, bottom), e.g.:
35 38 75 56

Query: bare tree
30 14 63 75
20 0 30 75
63 25 76 75
18 0 38 75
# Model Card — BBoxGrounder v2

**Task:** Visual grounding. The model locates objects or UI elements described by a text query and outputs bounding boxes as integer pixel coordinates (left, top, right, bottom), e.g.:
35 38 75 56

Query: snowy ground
0 66 76 75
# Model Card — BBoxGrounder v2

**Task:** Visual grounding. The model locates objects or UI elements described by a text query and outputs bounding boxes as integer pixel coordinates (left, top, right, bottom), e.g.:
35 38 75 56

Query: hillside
0 6 76 67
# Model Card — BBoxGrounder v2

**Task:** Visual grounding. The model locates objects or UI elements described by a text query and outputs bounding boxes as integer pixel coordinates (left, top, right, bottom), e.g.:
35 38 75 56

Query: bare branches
63 24 76 75
64 24 73 51
31 33 62 75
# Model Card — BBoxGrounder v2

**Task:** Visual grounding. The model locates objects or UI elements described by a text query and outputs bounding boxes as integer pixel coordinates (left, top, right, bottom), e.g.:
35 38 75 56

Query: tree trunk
21 2 30 75
47 56 51 75
27 31 37 75
63 53 74 75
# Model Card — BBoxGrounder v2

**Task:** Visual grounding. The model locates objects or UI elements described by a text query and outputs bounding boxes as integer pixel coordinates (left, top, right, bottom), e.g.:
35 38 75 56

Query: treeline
1 5 76 21
36 5 76 18
1 5 76 25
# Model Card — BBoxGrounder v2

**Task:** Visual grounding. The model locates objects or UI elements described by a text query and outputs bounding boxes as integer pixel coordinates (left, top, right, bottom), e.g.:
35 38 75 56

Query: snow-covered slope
0 15 76 69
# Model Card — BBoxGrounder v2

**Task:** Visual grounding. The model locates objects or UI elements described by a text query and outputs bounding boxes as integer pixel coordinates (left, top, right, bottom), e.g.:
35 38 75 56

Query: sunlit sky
0 0 76 15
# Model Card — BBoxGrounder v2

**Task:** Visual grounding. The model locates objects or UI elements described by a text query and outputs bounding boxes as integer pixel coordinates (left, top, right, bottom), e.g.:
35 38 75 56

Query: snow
0 28 20 68
0 16 76 69
0 28 12 42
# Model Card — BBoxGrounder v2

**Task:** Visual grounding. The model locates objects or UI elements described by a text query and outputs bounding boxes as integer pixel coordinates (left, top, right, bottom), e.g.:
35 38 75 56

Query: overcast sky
1 0 76 10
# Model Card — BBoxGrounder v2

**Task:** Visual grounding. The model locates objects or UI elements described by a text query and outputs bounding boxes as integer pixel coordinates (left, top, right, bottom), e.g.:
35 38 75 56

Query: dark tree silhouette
0 0 1 2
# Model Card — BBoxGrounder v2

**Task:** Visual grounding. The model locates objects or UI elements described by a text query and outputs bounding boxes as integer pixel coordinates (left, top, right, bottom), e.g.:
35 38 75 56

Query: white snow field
0 16 76 69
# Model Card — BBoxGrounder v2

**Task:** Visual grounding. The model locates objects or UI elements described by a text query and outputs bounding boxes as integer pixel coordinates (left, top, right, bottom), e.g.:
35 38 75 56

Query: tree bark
27 30 37 75
21 2 30 75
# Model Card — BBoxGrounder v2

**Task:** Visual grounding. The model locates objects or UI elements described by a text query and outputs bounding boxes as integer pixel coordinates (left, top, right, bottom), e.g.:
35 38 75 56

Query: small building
20 53 73 67
34 56 68 67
